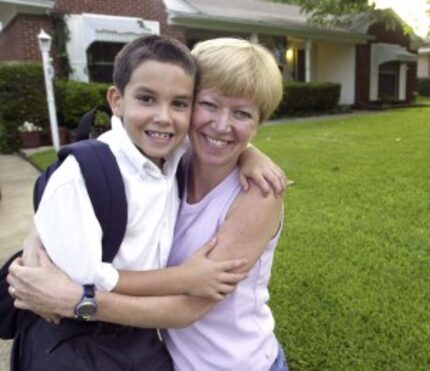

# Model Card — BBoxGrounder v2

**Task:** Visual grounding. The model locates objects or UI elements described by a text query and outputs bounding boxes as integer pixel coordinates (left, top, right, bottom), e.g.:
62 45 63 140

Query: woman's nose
211 110 231 133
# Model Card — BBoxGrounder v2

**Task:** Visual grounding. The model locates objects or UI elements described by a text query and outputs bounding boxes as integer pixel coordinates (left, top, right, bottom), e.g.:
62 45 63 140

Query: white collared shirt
34 116 188 291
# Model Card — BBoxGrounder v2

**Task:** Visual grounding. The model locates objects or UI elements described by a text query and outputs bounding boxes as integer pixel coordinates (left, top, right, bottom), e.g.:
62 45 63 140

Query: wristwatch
74 284 97 321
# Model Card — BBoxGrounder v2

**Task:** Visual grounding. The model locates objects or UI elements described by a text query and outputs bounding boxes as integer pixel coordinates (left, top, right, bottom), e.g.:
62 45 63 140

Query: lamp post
38 29 60 152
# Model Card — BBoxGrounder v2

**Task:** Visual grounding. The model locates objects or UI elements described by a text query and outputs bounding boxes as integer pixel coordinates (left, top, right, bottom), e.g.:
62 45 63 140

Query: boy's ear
107 86 123 117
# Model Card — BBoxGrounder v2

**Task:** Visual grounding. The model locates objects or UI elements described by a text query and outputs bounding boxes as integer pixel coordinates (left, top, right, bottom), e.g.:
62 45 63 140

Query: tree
270 0 397 30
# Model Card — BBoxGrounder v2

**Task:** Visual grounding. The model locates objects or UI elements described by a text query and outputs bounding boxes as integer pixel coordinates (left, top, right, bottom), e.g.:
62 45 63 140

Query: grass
28 108 430 370
255 108 429 370
28 148 56 170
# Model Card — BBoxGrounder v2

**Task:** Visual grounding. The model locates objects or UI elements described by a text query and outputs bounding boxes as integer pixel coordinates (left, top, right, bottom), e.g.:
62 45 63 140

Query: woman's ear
107 86 123 117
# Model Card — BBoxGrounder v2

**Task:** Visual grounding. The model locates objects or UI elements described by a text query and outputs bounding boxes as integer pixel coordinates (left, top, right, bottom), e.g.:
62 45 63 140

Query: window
87 42 126 83
378 62 399 100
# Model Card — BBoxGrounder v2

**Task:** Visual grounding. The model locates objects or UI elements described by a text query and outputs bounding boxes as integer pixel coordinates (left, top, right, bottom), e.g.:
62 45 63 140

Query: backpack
0 139 127 340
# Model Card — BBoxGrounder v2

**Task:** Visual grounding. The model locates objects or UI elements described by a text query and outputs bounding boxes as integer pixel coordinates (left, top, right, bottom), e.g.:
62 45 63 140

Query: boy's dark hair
113 35 198 94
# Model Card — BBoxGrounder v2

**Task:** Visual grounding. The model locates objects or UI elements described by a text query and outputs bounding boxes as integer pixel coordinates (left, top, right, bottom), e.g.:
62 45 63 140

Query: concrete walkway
0 154 40 369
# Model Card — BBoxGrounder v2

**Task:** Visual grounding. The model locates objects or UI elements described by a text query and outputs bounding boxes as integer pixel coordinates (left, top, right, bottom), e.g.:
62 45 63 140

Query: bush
0 62 109 152
416 78 430 97
0 62 50 151
56 80 109 129
272 82 341 118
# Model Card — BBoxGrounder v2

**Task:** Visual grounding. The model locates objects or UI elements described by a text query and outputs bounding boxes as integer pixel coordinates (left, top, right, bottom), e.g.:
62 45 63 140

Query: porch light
286 48 294 62
37 29 60 152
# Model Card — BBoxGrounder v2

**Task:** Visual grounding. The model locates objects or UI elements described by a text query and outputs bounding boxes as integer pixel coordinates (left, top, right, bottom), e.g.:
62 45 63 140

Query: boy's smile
108 60 194 168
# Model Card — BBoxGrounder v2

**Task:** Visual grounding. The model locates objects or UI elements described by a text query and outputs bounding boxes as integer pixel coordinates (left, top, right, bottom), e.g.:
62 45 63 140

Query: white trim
305 39 312 82
369 43 416 101
0 0 54 8
66 13 160 82
398 64 407 100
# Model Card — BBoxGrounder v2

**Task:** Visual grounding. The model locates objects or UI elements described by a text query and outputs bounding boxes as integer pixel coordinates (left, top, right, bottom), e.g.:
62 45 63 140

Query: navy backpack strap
34 140 127 263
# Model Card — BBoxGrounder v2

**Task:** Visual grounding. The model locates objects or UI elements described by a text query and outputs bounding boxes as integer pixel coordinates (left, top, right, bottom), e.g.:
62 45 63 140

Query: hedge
273 82 341 118
417 78 430 97
0 62 109 152
56 79 109 129
0 63 49 152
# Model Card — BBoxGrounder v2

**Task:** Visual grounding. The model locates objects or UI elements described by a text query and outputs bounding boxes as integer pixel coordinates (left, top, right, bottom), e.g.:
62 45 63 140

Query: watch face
76 299 97 320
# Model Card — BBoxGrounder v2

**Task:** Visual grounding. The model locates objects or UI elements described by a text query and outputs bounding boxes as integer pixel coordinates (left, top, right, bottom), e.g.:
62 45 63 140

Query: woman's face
189 88 259 170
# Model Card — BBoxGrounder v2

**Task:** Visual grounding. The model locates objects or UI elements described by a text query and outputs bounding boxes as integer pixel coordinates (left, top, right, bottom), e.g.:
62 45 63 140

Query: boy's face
108 60 194 168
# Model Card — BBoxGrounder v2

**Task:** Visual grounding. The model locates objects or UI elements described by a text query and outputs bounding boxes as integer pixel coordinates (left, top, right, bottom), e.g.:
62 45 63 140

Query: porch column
305 38 312 82
250 33 259 43
398 63 407 100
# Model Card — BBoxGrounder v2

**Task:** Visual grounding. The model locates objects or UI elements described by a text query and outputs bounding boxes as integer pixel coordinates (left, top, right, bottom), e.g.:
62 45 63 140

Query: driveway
0 154 39 369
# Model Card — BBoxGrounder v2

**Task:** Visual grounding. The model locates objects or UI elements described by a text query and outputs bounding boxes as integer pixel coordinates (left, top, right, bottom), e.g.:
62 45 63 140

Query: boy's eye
137 95 155 104
173 100 190 109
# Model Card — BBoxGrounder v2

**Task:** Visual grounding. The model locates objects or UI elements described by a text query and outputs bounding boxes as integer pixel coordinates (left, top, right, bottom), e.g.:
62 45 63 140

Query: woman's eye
235 110 252 120
200 101 216 109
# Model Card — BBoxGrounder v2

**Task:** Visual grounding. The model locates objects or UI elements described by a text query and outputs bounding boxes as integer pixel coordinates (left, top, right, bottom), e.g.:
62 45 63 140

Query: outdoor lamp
37 29 52 53
38 29 60 152
286 48 294 63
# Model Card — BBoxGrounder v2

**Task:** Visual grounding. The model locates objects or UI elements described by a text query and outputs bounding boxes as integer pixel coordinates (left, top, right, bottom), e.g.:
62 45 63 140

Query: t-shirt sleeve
34 155 119 291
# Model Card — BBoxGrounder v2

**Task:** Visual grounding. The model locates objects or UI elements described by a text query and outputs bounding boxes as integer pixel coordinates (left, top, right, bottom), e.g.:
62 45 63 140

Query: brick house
0 0 423 106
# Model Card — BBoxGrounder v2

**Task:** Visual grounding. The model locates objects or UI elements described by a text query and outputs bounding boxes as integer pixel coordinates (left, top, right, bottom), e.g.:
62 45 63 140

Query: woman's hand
7 247 81 318
238 145 287 197
182 238 248 301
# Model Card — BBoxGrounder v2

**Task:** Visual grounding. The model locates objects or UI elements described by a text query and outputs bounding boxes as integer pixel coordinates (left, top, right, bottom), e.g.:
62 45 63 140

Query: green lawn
254 108 429 370
29 108 430 370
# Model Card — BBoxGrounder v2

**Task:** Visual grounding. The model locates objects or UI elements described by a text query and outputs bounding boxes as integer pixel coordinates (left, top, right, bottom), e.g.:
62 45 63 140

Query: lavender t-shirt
164 167 282 371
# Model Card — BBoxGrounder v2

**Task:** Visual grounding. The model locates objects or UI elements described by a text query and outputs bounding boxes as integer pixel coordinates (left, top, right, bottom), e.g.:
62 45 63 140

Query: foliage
0 62 109 152
49 10 71 79
273 82 341 117
0 62 49 152
0 113 17 153
55 80 109 129
417 78 430 97
253 107 430 370
18 121 43 132
271 0 402 31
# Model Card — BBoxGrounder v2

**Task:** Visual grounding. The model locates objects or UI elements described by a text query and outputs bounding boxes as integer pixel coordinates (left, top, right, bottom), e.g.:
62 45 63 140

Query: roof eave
168 13 373 44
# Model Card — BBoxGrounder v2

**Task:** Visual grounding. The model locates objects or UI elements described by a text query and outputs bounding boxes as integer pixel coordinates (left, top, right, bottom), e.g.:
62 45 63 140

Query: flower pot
19 131 41 148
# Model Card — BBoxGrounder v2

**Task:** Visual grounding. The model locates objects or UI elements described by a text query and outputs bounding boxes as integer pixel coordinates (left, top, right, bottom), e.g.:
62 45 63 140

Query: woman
9 38 288 370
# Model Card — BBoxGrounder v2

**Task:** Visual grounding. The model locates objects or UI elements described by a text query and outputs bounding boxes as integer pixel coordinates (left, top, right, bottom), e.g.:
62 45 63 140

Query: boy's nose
211 110 231 133
154 105 172 125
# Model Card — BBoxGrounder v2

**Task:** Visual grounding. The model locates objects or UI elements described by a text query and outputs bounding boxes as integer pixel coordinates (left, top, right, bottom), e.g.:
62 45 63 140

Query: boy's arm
238 144 287 197
34 156 118 291
10 184 282 328
114 239 247 300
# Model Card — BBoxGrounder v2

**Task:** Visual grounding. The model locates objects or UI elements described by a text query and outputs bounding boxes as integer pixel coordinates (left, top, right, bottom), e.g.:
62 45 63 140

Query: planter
19 131 41 148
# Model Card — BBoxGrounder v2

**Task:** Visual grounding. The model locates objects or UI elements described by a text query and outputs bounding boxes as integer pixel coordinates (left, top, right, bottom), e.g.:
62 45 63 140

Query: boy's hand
182 238 248 301
238 145 287 197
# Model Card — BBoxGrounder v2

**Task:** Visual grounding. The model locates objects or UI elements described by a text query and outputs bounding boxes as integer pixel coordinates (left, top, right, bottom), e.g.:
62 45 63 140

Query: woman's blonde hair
191 38 283 123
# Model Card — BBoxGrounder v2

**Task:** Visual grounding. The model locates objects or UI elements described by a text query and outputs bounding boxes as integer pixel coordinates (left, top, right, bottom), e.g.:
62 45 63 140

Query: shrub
0 62 49 152
416 78 430 97
272 81 341 118
56 80 109 129
0 62 109 152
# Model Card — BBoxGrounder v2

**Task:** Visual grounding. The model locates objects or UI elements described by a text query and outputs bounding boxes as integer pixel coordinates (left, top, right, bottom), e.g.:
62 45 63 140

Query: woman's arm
9 184 282 328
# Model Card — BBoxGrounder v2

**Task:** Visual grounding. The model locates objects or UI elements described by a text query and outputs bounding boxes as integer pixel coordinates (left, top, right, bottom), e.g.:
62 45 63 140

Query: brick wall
55 0 185 42
0 0 185 62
